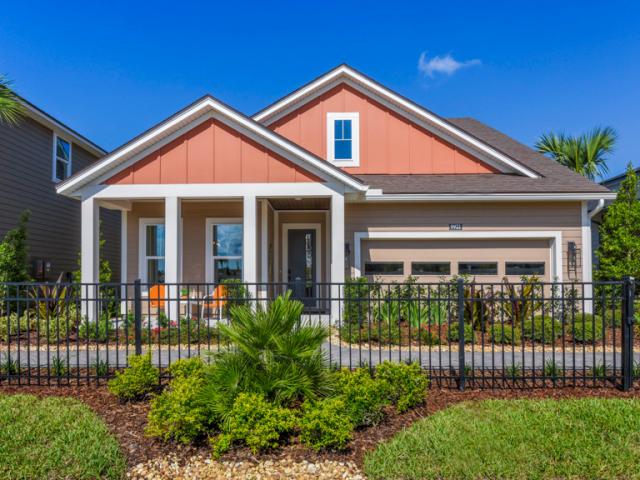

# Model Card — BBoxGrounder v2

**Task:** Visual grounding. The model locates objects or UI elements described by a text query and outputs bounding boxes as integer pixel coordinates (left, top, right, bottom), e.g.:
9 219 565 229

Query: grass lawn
365 398 640 480
0 394 126 479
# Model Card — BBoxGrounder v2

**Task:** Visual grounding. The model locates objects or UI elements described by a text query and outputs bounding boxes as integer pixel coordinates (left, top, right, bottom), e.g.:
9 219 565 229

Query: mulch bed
2 383 639 470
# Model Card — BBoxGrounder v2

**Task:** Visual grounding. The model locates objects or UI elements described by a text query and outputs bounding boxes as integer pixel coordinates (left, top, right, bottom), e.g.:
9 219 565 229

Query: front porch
81 187 346 320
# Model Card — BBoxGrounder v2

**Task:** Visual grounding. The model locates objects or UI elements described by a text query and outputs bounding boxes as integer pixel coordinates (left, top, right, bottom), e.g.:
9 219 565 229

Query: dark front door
287 229 317 307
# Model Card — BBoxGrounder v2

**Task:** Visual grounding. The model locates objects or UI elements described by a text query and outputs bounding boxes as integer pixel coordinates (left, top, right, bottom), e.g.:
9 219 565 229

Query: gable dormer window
327 112 359 167
52 134 72 182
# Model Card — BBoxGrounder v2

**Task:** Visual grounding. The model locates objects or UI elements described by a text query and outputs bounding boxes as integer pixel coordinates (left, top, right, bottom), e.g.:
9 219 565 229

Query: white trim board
56 96 367 198
362 192 617 202
82 182 344 201
353 230 564 281
282 223 322 286
253 65 539 178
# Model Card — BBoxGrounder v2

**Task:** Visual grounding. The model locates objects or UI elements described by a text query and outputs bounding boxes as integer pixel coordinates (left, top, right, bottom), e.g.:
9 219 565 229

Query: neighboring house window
364 261 404 276
140 220 165 284
206 219 243 283
326 112 360 167
52 134 72 181
458 262 498 276
505 262 545 276
412 262 451 275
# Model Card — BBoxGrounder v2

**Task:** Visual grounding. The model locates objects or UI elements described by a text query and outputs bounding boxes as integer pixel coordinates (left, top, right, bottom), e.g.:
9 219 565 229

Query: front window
53 135 72 181
144 223 165 284
327 112 360 166
211 223 243 282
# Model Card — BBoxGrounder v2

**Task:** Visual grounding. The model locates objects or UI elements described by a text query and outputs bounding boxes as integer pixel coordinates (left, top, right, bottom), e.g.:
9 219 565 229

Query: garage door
361 238 551 282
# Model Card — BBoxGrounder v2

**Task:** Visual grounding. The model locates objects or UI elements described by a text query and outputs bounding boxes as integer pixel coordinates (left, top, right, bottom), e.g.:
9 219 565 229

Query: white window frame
138 218 165 286
326 112 360 167
205 218 243 284
52 133 73 182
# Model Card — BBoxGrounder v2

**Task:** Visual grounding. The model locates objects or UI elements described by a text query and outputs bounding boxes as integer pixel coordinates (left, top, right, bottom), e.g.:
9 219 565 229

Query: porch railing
0 278 637 390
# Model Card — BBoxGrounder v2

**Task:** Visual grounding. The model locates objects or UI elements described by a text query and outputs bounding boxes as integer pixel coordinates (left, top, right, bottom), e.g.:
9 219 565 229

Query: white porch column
165 196 181 321
243 195 258 298
120 210 128 315
581 201 594 313
260 200 269 299
81 196 100 321
330 194 345 321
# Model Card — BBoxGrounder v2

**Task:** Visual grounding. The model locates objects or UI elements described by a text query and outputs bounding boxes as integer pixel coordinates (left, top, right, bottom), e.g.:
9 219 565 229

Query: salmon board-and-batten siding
105 118 322 185
0 117 120 281
269 83 498 175
345 202 583 282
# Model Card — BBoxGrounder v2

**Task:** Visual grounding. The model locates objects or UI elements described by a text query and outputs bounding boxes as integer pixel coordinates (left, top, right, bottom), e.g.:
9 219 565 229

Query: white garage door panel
362 239 551 281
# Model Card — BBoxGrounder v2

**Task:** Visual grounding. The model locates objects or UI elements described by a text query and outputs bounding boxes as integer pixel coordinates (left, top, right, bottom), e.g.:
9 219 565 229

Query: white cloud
417 52 481 77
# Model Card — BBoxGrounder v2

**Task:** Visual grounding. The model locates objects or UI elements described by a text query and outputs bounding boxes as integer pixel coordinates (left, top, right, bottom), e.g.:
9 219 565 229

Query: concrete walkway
1 341 635 371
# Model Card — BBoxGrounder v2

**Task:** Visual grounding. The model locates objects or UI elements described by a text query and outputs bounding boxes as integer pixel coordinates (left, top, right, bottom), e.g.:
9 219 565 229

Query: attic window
327 112 359 167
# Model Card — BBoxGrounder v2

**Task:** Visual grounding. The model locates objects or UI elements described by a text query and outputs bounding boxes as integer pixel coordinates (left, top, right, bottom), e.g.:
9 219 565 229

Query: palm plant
535 127 616 180
0 75 24 126
199 292 333 416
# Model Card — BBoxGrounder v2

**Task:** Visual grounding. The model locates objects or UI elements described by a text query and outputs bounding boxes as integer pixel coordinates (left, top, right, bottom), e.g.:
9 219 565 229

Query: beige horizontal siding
345 202 583 281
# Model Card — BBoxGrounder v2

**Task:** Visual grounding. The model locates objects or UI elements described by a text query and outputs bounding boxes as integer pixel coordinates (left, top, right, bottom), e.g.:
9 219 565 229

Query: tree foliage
0 210 31 284
596 164 640 280
0 74 24 126
535 127 616 180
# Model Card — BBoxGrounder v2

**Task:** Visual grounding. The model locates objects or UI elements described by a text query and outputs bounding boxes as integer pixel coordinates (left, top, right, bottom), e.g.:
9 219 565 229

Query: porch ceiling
268 198 330 210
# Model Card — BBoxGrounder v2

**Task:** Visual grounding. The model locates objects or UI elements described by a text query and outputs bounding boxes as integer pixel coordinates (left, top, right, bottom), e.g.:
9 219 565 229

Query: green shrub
375 361 428 413
37 304 78 343
146 370 211 444
344 277 375 325
490 324 522 345
334 368 389 427
108 353 158 401
0 311 34 340
447 322 474 343
369 321 402 345
299 398 354 451
210 393 296 457
168 356 206 380
51 356 66 377
571 314 604 343
78 316 110 342
201 292 332 409
521 316 562 344
413 327 441 346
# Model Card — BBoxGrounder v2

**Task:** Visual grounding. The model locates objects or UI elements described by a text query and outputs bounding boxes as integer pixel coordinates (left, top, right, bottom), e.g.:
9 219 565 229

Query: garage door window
458 262 498 275
505 262 545 276
411 262 451 275
364 262 404 276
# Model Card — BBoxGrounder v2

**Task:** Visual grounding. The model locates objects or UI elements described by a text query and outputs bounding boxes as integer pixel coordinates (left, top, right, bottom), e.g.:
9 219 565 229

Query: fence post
457 278 466 391
134 279 142 356
622 276 635 391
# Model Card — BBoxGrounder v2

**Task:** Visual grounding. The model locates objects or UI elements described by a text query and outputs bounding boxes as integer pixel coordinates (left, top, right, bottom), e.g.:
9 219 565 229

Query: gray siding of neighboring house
0 116 120 281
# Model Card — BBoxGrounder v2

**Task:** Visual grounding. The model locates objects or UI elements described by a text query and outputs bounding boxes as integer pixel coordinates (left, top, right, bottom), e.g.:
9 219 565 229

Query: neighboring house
56 65 614 317
591 166 640 266
0 97 120 281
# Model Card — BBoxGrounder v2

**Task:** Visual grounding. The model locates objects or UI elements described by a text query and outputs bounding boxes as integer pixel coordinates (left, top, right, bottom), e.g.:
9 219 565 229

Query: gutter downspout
588 198 606 219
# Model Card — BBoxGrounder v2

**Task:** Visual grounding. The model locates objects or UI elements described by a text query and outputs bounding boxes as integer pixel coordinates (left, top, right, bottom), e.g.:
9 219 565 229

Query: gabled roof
18 95 106 157
56 94 367 197
253 64 540 179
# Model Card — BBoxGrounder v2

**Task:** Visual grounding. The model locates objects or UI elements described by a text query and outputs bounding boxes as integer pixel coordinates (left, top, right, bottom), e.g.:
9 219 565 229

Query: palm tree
0 74 24 126
535 127 616 181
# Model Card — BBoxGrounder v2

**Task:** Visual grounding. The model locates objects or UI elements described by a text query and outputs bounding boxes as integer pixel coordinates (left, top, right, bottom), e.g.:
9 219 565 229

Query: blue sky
1 1 638 179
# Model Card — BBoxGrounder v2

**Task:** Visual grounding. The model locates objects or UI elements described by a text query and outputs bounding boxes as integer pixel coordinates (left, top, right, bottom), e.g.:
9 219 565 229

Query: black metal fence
0 278 637 390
